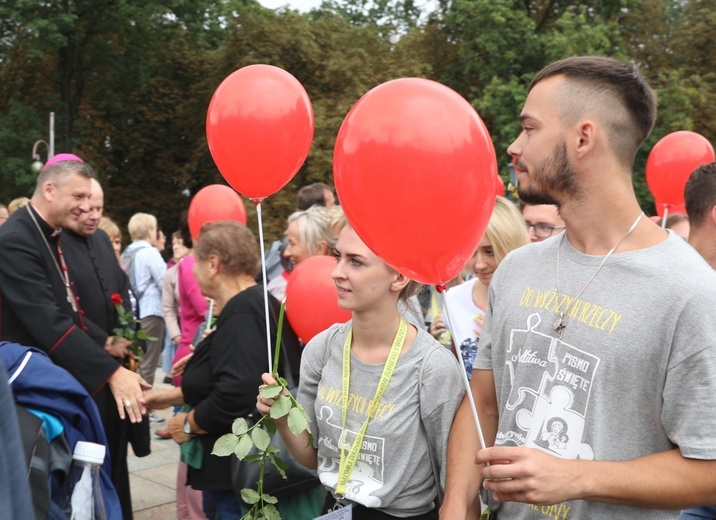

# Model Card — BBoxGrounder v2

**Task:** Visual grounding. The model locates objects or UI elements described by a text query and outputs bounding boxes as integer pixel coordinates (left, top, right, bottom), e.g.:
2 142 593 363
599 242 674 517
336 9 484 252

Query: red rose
111 293 123 305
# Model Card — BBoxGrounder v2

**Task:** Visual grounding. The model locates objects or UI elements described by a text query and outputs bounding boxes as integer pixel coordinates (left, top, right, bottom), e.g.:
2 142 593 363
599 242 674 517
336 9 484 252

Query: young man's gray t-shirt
298 322 464 517
476 232 716 519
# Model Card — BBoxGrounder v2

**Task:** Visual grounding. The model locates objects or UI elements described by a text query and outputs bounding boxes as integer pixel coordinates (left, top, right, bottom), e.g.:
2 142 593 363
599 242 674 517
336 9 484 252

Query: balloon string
661 204 669 229
442 292 490 465
255 201 273 374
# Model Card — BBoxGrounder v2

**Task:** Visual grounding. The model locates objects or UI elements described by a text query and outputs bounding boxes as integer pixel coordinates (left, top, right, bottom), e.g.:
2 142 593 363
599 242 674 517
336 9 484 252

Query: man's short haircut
297 182 332 210
194 220 259 278
127 212 157 241
685 162 716 229
530 56 657 166
35 160 96 194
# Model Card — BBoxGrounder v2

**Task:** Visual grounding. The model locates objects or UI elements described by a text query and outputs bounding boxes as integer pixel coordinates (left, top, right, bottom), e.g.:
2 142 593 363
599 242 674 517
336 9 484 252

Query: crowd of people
0 55 715 520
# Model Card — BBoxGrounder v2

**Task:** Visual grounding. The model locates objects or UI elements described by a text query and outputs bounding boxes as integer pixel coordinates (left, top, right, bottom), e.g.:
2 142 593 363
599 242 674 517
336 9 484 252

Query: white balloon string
255 201 273 374
443 291 490 465
661 204 669 229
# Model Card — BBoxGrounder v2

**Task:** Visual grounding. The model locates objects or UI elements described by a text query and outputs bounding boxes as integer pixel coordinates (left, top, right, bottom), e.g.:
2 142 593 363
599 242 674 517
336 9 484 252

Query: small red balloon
646 131 715 206
334 78 496 285
188 185 247 239
206 64 314 200
285 256 351 344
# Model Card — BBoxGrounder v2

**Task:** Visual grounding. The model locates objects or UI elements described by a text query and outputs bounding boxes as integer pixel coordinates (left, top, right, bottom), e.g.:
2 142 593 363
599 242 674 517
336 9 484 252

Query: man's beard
517 142 581 205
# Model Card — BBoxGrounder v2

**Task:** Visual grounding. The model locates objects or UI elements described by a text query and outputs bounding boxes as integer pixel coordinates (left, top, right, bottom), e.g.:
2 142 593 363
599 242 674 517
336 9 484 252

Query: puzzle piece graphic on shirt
516 385 594 460
504 313 559 411
315 405 386 507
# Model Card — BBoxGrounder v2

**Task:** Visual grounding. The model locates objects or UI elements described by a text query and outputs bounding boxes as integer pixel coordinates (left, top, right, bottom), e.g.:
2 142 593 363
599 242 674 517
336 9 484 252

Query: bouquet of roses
111 293 154 371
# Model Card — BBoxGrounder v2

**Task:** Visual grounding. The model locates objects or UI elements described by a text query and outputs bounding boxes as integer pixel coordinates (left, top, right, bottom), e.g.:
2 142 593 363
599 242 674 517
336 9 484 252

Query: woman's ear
208 254 220 277
317 241 329 256
391 272 411 295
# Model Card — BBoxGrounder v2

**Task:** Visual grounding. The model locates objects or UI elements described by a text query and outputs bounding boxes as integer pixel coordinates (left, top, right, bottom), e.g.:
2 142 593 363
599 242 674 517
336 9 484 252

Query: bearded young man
441 56 716 519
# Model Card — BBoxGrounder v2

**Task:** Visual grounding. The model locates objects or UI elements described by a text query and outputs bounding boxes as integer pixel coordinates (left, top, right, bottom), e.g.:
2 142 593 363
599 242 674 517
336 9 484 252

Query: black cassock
0 205 146 520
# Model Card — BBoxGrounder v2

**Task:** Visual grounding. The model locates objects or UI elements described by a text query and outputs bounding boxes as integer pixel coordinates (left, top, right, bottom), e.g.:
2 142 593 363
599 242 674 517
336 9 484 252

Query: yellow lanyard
335 318 408 497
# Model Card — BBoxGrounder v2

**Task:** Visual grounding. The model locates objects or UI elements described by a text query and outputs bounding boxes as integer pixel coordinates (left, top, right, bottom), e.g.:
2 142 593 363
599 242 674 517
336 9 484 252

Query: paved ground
129 373 181 520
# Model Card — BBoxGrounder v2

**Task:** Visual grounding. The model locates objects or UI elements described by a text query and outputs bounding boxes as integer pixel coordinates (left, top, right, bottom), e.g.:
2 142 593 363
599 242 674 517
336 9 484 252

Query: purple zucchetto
42 153 84 170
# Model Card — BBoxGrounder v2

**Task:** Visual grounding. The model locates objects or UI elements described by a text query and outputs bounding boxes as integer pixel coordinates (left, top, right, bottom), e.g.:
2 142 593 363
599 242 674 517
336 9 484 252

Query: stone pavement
128 374 181 520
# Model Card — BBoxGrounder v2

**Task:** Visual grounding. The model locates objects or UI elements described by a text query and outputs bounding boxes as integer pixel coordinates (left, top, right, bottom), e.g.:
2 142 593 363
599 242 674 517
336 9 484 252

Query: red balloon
285 256 351 344
646 131 715 206
334 78 496 285
206 65 314 200
188 185 247 239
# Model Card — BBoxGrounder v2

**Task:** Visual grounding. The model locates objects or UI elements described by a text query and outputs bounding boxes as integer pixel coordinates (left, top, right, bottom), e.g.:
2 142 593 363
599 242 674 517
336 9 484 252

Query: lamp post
30 112 55 173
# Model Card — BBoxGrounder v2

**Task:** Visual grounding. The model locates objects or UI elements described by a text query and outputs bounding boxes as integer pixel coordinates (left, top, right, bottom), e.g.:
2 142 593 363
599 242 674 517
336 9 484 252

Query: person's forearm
275 418 318 470
442 371 499 519
580 449 716 509
442 398 489 518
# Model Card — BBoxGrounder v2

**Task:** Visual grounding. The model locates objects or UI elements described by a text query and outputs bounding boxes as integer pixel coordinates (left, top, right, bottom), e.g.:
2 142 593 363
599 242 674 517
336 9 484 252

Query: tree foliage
1 0 714 246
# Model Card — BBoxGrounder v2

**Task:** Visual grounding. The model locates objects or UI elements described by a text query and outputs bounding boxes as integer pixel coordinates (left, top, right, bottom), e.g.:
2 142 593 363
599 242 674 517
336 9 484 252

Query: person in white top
430 197 529 380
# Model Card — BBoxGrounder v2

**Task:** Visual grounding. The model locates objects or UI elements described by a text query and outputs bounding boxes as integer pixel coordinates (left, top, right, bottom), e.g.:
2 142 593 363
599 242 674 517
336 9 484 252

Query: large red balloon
646 131 715 206
285 256 351 344
188 185 247 239
206 65 314 200
334 78 496 286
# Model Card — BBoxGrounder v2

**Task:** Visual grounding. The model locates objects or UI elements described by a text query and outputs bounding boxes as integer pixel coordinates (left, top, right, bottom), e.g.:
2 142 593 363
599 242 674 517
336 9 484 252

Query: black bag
231 300 320 499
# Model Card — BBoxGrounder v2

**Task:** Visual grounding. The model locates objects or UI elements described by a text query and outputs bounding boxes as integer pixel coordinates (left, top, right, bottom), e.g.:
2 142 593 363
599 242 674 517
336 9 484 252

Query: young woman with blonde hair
258 224 465 518
431 196 530 380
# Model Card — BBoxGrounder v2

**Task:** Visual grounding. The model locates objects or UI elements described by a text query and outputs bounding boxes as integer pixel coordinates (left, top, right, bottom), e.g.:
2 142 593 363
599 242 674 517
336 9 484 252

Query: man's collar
28 203 61 237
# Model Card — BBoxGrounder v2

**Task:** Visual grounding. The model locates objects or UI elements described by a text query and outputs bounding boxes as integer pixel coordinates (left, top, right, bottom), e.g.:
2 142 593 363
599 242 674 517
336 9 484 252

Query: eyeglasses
525 220 565 239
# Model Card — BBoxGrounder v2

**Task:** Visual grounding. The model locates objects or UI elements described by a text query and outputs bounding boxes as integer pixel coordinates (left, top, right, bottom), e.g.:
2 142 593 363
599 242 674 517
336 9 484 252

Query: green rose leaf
235 433 254 460
287 407 308 436
271 455 289 472
252 426 271 451
240 488 261 505
264 504 280 520
260 385 283 399
232 417 250 436
261 494 278 505
211 434 238 456
269 395 292 419
136 329 148 340
264 419 276 435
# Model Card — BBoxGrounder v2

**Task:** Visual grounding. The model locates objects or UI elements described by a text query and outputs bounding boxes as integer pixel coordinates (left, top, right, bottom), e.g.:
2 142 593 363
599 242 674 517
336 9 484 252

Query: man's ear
574 119 597 158
42 181 55 202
